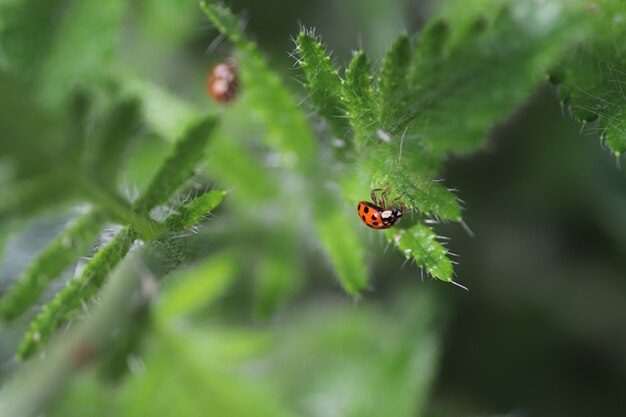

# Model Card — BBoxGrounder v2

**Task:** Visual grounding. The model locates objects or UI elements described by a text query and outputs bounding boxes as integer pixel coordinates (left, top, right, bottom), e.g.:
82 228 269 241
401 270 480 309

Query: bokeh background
1 0 626 416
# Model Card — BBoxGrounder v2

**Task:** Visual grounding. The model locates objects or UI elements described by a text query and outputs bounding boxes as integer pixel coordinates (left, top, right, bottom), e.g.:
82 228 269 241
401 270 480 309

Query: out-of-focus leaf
117 74 199 141
1 0 69 85
88 99 142 187
118 328 295 417
254 231 302 319
17 227 138 359
157 252 236 320
135 0 197 44
0 73 62 176
0 210 103 321
200 1 318 173
2 0 126 105
314 206 368 295
37 0 126 106
0 173 79 225
47 372 114 417
164 190 226 232
207 135 277 202
133 116 218 214
271 289 442 417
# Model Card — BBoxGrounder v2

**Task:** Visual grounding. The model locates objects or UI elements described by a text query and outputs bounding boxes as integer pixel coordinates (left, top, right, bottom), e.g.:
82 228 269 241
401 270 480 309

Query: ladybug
357 186 405 229
206 58 238 103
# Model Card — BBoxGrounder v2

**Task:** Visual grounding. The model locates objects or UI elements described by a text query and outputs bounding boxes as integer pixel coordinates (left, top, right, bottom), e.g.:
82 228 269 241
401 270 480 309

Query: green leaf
253 231 302 319
387 223 453 282
17 227 138 359
70 174 163 241
553 3 626 154
47 374 114 417
133 116 218 214
378 34 412 132
408 18 450 85
119 327 295 417
0 73 63 177
0 222 18 269
164 190 226 232
342 51 377 147
363 153 459 220
2 0 126 105
200 1 318 173
314 206 368 295
409 178 461 221
406 0 592 155
207 135 277 202
156 252 237 320
198 1 246 46
88 98 142 186
295 32 350 140
271 290 441 417
0 173 78 224
116 73 199 141
120 74 275 204
0 211 103 321
134 0 198 45
0 245 163 417
202 2 381 300
1 0 69 85
37 0 126 106
66 89 91 158
392 175 461 221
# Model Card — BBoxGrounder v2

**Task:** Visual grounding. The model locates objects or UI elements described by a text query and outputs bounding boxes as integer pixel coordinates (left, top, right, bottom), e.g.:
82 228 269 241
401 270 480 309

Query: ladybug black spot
371 214 378 221
363 206 369 214
372 221 379 226
361 215 366 222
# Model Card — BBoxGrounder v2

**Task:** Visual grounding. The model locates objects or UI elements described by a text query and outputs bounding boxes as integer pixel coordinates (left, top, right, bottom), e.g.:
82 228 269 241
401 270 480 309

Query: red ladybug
206 59 238 103
357 186 405 229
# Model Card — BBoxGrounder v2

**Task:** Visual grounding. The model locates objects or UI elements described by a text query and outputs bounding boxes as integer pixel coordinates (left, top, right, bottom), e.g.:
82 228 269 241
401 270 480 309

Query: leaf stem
70 173 163 240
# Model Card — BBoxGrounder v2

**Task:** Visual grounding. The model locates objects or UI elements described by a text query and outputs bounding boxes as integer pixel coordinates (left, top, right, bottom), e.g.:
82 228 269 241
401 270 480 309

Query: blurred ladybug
357 186 405 229
206 59 238 103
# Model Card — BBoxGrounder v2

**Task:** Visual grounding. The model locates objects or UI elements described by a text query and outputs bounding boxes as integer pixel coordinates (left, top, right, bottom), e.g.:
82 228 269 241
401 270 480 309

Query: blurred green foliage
45 287 441 417
0 0 626 416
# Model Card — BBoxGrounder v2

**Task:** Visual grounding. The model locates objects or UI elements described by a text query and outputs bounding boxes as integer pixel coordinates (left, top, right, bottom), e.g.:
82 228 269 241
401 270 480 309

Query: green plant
0 0 625 416
0 87 224 358
200 0 626 289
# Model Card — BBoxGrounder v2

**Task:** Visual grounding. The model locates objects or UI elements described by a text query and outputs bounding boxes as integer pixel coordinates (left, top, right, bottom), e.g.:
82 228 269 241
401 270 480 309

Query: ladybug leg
381 187 390 209
371 188 383 206
390 193 404 207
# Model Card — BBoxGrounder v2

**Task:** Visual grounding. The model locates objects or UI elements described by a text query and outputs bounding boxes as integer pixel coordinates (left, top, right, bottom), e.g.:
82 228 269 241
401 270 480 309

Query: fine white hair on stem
460 219 475 238
451 280 469 291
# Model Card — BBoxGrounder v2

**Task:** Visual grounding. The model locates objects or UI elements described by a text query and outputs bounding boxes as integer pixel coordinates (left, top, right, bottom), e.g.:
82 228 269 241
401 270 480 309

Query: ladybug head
391 207 403 218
